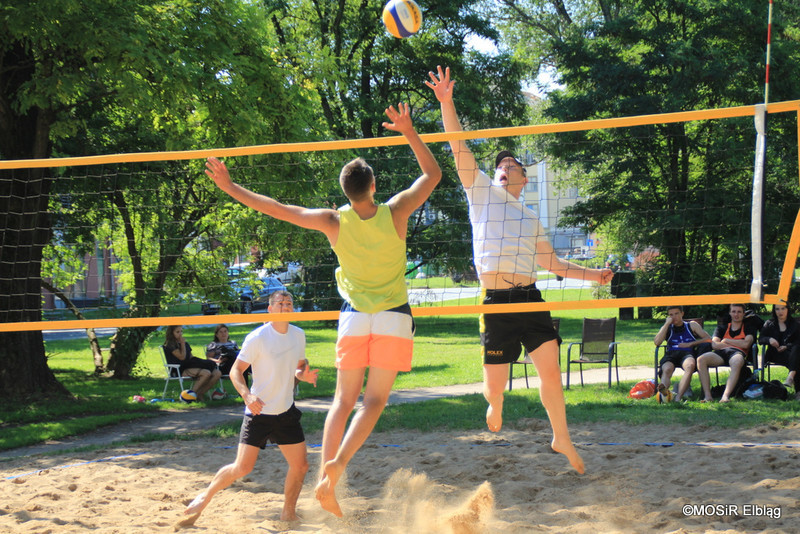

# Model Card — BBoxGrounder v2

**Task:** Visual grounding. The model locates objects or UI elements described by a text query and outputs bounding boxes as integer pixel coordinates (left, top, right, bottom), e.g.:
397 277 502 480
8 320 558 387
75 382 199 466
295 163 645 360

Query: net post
750 104 767 303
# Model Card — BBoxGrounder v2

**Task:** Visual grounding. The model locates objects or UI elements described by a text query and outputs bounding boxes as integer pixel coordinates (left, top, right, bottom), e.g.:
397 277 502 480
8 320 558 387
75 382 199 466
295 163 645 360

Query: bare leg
660 361 675 390
195 369 222 398
530 340 584 474
178 443 259 527
482 364 508 432
318 367 365 479
675 358 696 401
720 354 745 402
186 369 210 397
277 442 309 521
316 366 398 517
696 352 722 401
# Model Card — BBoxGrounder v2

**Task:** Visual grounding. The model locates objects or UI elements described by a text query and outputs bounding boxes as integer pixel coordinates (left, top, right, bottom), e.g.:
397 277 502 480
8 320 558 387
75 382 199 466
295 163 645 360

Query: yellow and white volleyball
382 0 422 39
180 389 198 403
656 389 673 404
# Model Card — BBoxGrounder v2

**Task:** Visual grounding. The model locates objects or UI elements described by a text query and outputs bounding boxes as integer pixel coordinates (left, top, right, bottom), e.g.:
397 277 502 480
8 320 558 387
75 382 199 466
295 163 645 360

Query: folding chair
760 342 786 382
761 317 800 382
508 318 560 391
161 345 185 397
566 318 620 389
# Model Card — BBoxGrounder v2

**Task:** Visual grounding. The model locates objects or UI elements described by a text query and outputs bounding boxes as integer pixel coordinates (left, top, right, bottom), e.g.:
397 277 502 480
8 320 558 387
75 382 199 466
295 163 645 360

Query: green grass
2 301 797 453
163 378 800 447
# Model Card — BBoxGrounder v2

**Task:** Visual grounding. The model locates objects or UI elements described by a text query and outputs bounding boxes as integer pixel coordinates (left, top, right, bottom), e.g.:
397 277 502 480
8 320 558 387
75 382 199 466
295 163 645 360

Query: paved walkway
0 365 654 460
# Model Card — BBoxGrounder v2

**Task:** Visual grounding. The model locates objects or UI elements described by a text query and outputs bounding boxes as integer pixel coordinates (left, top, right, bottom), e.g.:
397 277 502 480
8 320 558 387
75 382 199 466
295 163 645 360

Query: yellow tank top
333 204 408 313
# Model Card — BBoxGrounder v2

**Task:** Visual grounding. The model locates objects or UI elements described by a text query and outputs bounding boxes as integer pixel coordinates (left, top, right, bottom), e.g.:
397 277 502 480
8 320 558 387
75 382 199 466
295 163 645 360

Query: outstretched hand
383 102 413 135
425 65 455 103
597 268 614 285
205 157 233 189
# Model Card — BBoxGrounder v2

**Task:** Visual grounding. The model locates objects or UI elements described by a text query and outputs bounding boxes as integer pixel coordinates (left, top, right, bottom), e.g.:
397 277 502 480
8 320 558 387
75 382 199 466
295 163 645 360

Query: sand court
2 421 799 533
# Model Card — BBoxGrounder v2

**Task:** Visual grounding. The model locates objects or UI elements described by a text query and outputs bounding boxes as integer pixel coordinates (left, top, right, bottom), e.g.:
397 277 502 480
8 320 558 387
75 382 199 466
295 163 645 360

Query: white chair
161 346 185 397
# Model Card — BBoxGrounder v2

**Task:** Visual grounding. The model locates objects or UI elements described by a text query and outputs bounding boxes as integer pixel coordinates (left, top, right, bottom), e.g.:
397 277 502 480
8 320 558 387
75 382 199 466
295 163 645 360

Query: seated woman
164 325 222 401
759 304 799 394
205 324 242 376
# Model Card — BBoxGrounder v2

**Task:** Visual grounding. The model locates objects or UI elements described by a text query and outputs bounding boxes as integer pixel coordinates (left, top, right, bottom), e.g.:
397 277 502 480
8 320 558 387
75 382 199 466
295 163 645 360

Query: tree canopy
493 0 800 298
1 0 525 395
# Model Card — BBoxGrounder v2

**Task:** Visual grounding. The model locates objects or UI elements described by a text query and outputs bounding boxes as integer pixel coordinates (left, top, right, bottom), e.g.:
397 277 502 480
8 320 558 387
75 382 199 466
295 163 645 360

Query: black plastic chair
566 318 619 389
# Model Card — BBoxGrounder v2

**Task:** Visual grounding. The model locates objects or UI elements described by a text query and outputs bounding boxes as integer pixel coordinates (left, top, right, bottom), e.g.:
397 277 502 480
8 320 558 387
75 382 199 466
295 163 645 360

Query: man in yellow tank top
205 102 441 517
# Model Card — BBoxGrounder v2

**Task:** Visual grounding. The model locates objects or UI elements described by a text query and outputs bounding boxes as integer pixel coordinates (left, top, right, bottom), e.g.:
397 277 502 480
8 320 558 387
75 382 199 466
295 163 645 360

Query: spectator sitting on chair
653 305 711 402
165 325 222 401
696 304 757 403
759 304 799 395
206 324 242 376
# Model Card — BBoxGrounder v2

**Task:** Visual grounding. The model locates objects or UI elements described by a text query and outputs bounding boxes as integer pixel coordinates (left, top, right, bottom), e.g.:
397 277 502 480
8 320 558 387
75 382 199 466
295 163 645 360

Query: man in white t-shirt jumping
181 290 318 526
427 66 613 475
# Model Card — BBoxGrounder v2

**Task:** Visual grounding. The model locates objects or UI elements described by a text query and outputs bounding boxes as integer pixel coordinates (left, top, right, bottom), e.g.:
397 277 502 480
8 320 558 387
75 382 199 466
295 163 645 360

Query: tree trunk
106 325 158 379
0 40 67 400
41 279 106 374
0 170 69 400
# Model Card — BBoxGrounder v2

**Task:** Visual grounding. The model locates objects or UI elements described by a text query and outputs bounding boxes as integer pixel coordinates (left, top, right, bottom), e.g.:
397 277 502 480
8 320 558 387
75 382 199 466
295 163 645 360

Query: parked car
201 275 287 315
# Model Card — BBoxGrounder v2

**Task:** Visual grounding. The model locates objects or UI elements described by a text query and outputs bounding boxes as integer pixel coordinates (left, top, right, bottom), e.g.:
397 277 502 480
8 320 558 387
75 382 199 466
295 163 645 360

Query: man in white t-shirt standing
427 66 613 475
181 290 318 526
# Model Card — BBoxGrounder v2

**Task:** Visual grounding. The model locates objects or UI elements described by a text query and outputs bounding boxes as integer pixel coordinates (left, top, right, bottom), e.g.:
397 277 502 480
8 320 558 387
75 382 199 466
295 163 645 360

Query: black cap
495 150 523 169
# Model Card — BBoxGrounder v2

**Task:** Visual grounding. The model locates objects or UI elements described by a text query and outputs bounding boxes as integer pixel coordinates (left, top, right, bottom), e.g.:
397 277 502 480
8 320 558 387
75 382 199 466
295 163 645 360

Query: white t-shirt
237 323 306 416
464 169 547 277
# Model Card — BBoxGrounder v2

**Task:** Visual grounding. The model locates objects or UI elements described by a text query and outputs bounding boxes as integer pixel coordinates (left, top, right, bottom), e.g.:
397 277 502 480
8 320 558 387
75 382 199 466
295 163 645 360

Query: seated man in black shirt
696 304 757 403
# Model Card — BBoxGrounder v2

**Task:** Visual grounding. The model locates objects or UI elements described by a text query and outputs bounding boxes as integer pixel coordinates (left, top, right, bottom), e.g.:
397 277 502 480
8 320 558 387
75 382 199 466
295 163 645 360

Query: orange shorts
335 302 415 371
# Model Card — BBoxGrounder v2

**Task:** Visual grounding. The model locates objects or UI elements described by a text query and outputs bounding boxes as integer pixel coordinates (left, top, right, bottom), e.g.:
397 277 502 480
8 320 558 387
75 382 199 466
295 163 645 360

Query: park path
0 365 654 460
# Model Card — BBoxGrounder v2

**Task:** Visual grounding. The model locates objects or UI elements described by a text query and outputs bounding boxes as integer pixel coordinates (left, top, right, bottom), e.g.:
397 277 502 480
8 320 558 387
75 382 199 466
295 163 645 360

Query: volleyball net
1 100 799 333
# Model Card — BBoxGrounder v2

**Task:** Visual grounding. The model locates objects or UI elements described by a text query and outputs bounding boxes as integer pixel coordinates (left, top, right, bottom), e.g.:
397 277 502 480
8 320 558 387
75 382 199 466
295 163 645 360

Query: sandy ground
2 419 798 533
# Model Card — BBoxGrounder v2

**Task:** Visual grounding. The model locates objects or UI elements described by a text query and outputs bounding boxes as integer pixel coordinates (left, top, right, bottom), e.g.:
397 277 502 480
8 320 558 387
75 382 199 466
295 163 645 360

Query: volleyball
180 389 198 403
382 0 422 39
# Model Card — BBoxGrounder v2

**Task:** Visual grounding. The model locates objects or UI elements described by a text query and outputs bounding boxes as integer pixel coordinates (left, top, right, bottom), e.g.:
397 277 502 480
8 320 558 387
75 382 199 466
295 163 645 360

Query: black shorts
659 350 695 371
713 347 746 366
480 284 560 365
239 404 305 448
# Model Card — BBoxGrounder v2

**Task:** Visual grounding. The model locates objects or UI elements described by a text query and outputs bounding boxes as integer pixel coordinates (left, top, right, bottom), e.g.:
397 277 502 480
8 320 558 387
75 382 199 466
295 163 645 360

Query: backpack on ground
762 380 789 400
732 365 754 398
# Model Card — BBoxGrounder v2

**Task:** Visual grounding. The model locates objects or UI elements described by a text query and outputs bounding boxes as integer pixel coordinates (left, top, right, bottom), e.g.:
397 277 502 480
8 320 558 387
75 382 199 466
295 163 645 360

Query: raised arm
384 103 442 227
425 66 479 189
205 157 339 244
654 316 672 346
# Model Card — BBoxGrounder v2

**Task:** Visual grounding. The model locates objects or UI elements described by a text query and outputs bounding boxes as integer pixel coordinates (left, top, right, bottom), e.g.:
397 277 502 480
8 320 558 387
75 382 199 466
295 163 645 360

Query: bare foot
719 396 730 403
183 493 209 516
174 493 208 528
551 438 585 474
486 399 503 432
315 461 344 517
279 512 300 522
